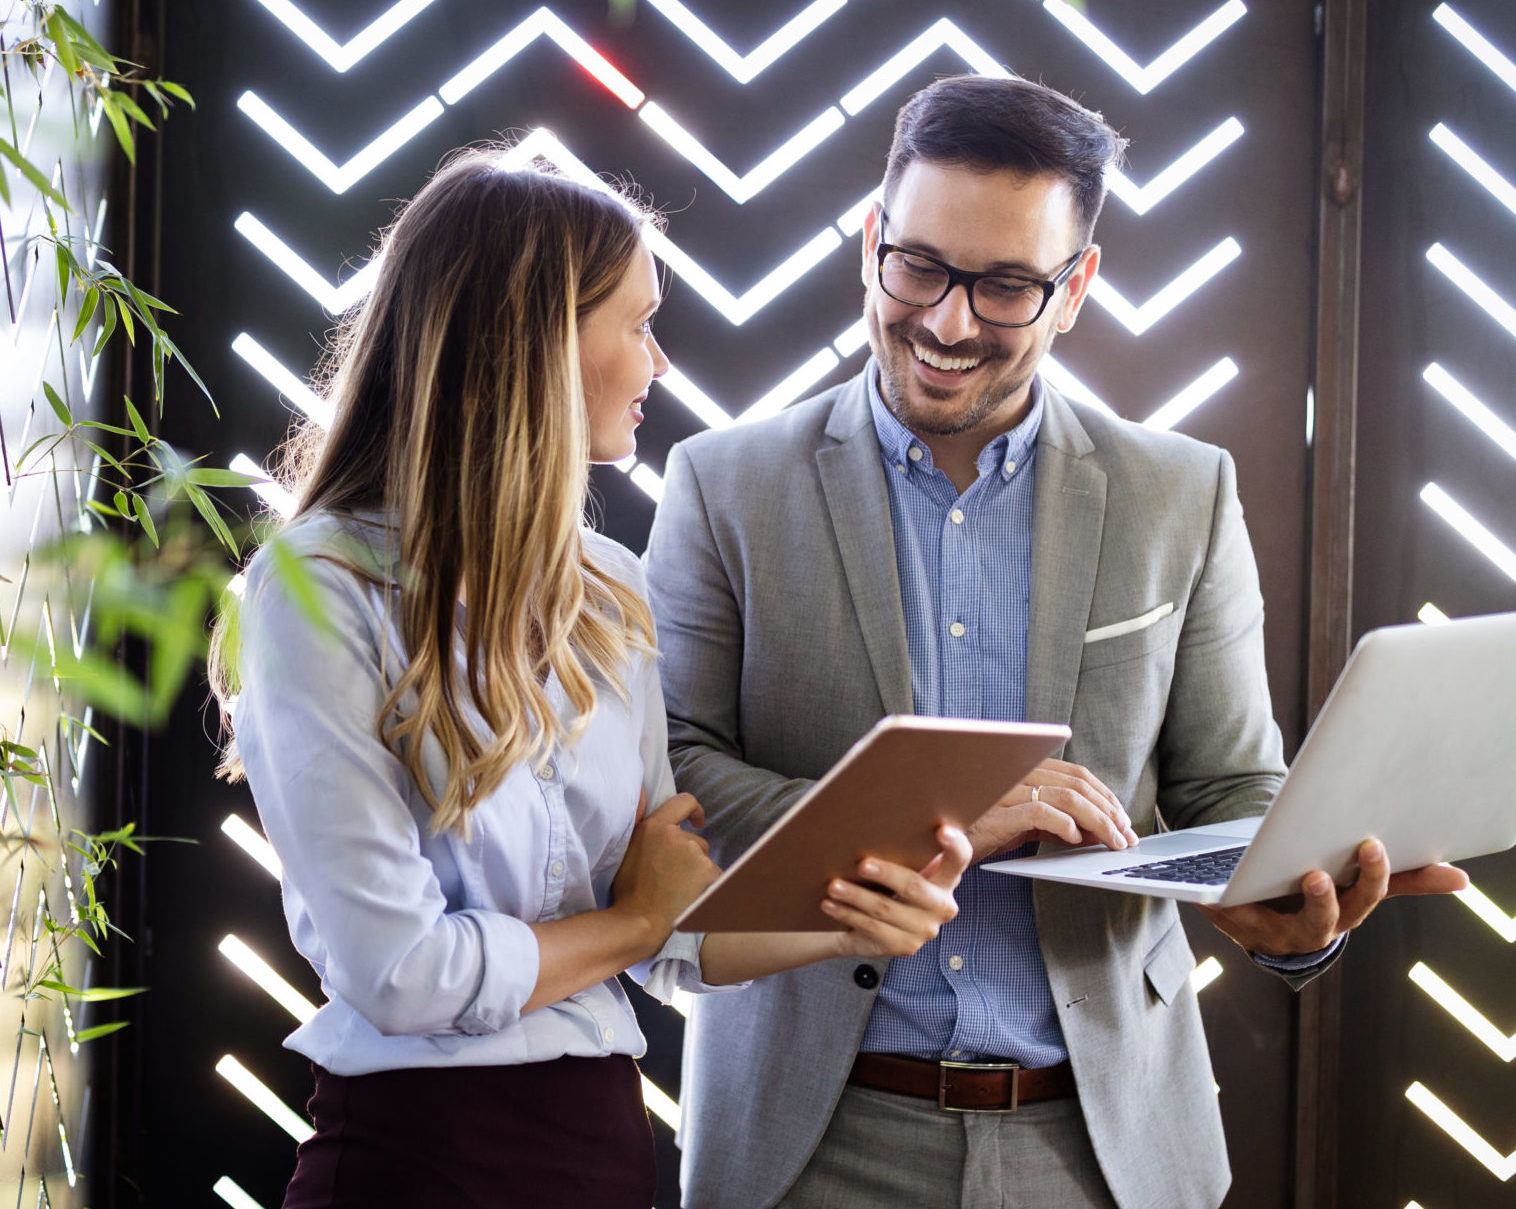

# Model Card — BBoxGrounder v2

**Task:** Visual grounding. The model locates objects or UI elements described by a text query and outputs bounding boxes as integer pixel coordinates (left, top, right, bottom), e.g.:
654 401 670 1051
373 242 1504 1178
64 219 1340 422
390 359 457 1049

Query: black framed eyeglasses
874 234 1087 329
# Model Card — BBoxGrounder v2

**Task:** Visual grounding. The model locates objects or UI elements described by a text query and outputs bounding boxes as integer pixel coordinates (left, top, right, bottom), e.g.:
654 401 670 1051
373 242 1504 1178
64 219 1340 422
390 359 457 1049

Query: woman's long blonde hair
212 152 658 835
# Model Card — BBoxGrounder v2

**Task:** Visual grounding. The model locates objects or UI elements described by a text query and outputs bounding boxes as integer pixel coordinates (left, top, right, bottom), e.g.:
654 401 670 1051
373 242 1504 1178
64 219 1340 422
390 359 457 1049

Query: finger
820 897 924 951
1335 839 1390 930
825 878 954 939
648 792 704 828
1033 788 1129 850
1387 863 1469 897
1040 759 1128 820
1293 869 1342 941
932 824 973 883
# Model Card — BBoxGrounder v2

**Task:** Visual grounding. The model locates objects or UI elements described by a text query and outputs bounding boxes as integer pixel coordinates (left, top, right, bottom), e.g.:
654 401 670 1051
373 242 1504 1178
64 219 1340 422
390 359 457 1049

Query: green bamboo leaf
111 90 154 131
115 293 135 344
92 295 117 355
266 535 337 635
71 284 99 343
46 12 80 76
131 494 159 547
97 92 135 164
158 80 195 108
123 394 150 443
52 10 118 72
44 382 72 426
184 468 259 488
74 1021 130 1043
15 433 62 469
0 138 70 209
77 418 138 439
49 644 156 723
81 440 126 476
111 489 129 515
122 279 164 334
155 331 214 408
184 481 238 555
35 979 147 1002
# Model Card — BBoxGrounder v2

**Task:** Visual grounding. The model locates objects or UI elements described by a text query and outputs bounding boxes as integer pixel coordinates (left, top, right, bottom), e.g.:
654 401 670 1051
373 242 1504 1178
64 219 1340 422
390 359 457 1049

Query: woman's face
579 244 669 463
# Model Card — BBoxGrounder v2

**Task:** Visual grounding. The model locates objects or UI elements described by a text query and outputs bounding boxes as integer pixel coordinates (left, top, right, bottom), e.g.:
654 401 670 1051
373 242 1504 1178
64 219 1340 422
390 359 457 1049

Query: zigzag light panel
648 0 846 83
1429 123 1516 218
252 0 437 72
1435 3 1516 96
1042 0 1247 95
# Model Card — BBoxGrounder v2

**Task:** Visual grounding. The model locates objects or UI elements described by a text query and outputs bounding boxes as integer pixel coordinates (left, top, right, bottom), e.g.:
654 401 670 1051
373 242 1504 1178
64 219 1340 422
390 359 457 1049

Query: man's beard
874 318 1036 437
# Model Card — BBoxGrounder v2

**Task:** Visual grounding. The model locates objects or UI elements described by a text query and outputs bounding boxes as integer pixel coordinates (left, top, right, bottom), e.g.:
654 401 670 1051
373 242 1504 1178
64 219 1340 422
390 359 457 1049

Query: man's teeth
911 342 980 372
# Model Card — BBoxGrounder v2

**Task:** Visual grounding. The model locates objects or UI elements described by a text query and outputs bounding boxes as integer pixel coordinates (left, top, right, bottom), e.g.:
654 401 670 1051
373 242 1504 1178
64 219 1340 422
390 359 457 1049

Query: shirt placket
537 756 570 921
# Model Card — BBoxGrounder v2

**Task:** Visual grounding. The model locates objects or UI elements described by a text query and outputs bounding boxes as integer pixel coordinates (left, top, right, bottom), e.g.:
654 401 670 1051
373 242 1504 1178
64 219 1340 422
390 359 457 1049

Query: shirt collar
866 360 1045 481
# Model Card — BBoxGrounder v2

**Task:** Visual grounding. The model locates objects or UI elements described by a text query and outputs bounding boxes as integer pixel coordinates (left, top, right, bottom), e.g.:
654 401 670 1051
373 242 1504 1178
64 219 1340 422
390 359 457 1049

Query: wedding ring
1030 785 1041 803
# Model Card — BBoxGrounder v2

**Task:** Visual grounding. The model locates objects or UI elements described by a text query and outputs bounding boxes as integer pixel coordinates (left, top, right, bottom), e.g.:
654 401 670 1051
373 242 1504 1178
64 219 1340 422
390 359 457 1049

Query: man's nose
922 282 981 346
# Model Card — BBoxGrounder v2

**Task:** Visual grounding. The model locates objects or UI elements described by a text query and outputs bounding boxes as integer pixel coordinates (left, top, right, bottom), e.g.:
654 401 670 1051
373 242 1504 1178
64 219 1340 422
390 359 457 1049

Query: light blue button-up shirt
858 367 1069 1066
234 511 711 1076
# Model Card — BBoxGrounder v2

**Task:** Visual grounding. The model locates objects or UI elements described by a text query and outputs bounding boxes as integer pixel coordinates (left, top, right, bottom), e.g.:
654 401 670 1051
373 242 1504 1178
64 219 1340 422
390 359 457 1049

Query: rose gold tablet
676 716 1070 932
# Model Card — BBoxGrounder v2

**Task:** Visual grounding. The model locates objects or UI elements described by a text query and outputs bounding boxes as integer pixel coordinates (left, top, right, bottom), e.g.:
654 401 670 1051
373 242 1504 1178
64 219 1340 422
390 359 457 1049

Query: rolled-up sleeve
235 546 539 1037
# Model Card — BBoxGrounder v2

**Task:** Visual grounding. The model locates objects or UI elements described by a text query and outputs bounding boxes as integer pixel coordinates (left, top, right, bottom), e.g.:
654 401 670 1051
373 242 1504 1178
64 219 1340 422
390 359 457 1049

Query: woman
212 150 969 1209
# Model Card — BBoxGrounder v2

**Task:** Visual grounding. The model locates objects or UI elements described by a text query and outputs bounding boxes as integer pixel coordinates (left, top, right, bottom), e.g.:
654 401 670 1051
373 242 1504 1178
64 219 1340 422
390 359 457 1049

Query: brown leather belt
848 1053 1076 1113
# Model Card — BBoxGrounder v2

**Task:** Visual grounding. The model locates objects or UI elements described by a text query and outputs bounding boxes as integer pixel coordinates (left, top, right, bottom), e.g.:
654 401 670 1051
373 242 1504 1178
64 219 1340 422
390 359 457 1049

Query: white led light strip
1418 603 1450 626
252 0 437 73
1408 961 1516 1061
1404 1081 1516 1180
638 103 846 204
215 1054 314 1143
234 212 378 317
223 813 282 878
220 934 319 1024
232 333 332 427
648 0 847 83
1042 0 1248 95
230 453 296 519
1088 238 1242 335
1429 123 1516 218
840 18 1007 114
1455 883 1516 943
1105 119 1245 216
1420 482 1516 583
1422 363 1516 462
213 1177 267 1209
236 91 445 195
438 7 644 107
1191 957 1223 992
1427 243 1516 339
1434 4 1516 96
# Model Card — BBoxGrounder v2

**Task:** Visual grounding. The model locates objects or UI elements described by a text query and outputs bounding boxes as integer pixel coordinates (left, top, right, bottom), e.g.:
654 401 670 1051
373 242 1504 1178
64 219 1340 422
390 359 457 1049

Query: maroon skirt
282 1055 656 1209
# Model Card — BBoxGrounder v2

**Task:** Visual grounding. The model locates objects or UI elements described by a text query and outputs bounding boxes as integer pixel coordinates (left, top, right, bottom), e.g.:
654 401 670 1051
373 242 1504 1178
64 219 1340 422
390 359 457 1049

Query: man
644 76 1464 1209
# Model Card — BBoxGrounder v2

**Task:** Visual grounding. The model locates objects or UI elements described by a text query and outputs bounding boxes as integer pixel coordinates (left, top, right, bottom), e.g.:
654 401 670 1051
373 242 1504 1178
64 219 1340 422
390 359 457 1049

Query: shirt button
540 765 555 781
602 1026 615 1044
852 964 880 989
949 621 966 638
948 954 965 971
908 446 924 462
895 462 906 473
549 860 565 878
1004 459 1017 477
950 509 964 524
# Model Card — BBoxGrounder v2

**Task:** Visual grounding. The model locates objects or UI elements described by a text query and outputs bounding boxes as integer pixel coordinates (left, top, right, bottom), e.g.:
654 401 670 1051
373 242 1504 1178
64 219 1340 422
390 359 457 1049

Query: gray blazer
644 372 1290 1209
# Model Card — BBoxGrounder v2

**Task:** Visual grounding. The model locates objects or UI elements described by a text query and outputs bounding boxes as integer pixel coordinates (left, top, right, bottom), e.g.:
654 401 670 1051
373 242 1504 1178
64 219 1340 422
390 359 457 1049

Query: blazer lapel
816 377 913 717
1026 388 1107 734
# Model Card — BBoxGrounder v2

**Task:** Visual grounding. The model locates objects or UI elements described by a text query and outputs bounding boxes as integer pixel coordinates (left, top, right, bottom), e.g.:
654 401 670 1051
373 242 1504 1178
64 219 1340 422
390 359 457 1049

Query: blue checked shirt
858 366 1068 1067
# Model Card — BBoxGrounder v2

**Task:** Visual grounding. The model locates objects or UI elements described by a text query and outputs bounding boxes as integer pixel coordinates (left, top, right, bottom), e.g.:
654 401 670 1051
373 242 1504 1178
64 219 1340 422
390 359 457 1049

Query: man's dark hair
883 75 1127 243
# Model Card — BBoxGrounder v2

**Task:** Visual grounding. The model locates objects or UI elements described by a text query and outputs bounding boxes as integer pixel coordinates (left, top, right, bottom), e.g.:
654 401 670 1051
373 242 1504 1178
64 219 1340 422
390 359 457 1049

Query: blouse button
550 860 565 879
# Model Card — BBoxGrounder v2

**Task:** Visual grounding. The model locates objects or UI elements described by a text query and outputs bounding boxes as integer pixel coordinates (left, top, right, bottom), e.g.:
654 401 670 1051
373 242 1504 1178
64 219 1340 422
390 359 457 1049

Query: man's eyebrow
890 235 1042 276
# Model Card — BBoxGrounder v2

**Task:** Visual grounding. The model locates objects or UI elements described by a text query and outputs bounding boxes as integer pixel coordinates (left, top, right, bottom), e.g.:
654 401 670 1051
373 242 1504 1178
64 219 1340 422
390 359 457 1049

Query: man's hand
963 757 1139 862
1196 837 1470 958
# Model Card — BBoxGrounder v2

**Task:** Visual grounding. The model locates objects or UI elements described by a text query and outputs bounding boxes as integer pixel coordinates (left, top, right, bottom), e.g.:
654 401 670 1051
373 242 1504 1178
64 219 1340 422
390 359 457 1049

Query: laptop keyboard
1101 845 1248 885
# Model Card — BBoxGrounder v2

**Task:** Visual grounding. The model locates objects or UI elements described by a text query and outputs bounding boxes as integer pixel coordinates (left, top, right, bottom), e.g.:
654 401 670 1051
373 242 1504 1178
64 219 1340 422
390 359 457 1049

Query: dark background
91 2 1515 1207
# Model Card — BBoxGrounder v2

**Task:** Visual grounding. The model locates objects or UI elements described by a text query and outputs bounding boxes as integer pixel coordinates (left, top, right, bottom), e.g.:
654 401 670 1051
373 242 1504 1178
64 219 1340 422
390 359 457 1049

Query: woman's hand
822 824 972 959
610 792 722 946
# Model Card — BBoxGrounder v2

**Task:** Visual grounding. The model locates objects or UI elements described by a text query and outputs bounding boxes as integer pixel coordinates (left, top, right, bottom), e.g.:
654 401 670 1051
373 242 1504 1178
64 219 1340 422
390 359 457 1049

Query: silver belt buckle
937 1058 1020 1113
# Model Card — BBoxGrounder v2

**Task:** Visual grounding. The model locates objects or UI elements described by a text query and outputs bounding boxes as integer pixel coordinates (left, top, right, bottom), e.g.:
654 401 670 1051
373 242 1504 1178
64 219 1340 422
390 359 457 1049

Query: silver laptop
985 611 1516 905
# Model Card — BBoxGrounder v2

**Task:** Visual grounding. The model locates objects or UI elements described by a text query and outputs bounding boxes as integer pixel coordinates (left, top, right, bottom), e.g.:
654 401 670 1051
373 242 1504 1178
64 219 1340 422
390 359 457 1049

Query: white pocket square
1084 602 1175 644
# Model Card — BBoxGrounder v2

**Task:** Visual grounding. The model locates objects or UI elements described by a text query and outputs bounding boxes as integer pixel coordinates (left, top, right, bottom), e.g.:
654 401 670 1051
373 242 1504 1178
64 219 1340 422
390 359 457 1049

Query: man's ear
1056 245 1101 333
860 201 884 289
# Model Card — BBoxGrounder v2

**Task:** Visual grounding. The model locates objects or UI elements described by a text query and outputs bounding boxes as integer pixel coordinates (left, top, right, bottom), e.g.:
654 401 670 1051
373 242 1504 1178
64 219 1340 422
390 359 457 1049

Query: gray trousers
774 1084 1120 1209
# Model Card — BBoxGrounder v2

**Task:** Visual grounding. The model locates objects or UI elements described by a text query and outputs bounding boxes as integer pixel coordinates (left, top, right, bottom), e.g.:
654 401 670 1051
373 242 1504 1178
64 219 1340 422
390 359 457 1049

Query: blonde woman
213 153 969 1209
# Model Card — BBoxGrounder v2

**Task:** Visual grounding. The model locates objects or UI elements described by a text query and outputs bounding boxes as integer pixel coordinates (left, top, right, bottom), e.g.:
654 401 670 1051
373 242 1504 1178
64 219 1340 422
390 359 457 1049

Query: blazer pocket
1080 603 1182 671
1144 920 1198 1007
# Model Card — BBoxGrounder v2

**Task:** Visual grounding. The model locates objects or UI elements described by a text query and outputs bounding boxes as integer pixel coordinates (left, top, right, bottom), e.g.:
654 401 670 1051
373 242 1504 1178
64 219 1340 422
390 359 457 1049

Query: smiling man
645 75 1462 1209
